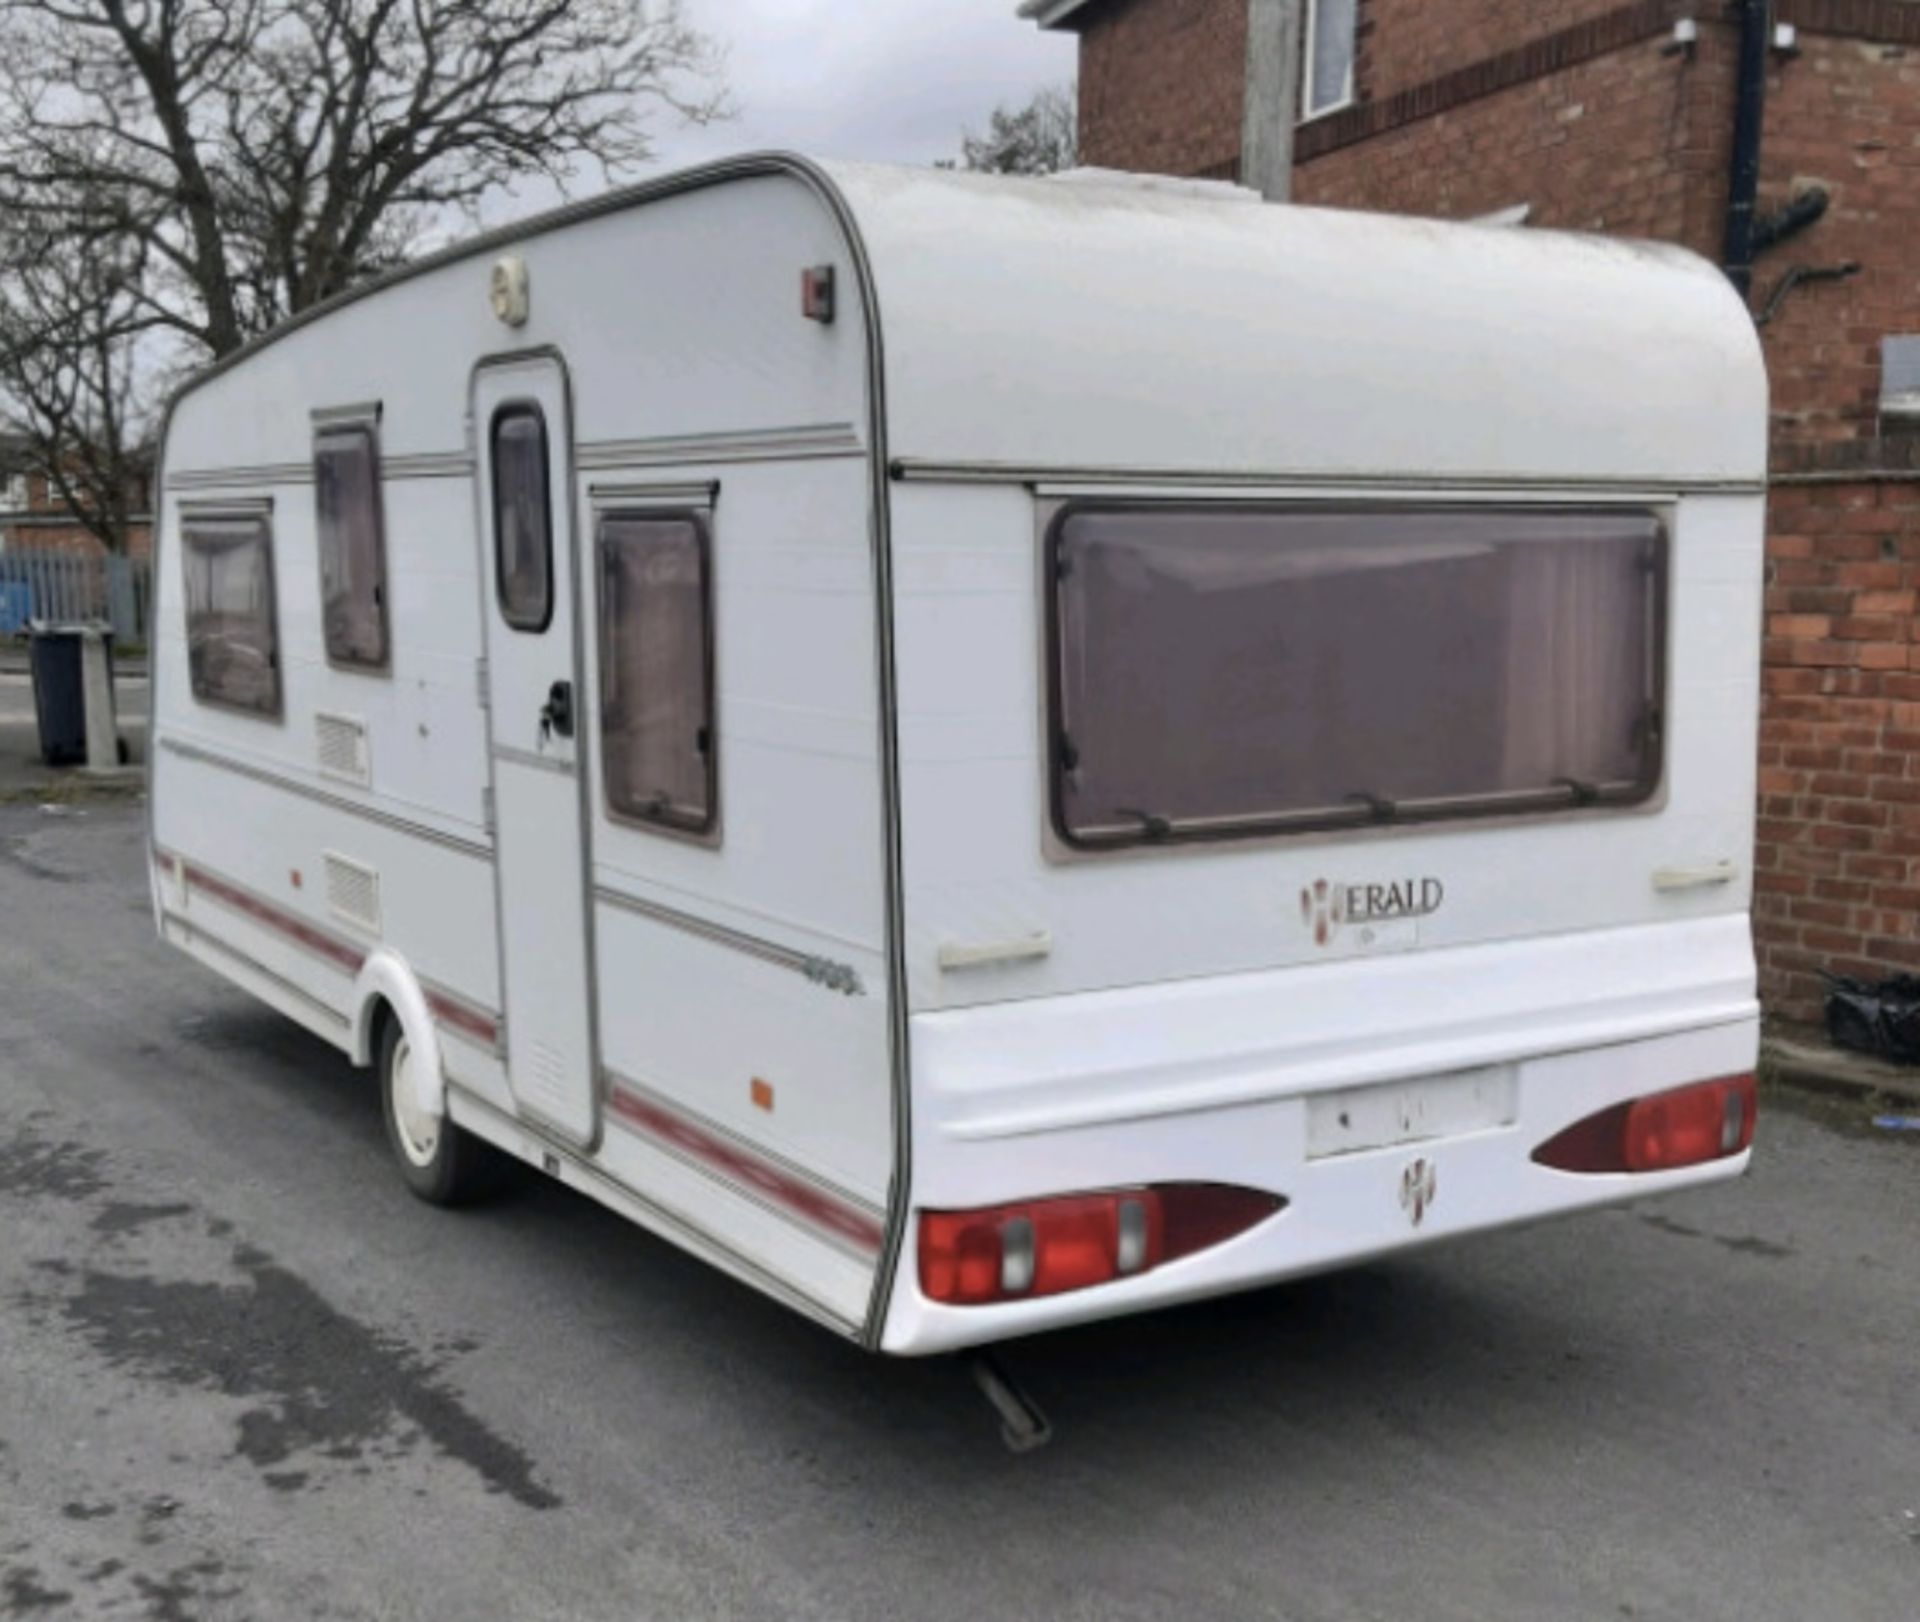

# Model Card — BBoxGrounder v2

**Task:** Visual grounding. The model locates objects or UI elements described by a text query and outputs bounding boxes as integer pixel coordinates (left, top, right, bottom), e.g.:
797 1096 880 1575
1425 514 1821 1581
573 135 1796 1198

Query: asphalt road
1 803 1915 1622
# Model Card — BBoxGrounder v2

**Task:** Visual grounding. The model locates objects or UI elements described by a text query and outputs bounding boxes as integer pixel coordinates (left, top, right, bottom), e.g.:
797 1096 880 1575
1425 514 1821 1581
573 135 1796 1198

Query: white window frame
1302 0 1358 122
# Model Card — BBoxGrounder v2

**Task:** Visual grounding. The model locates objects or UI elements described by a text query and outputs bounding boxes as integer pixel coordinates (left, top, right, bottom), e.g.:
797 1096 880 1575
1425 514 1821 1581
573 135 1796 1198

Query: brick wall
1294 22 1727 250
1749 17 1920 1018
1357 0 1645 98
1076 0 1247 175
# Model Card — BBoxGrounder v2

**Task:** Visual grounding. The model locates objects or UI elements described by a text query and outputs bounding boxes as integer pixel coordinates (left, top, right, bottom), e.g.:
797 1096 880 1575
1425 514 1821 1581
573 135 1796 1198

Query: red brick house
1027 0 1920 1023
0 434 153 558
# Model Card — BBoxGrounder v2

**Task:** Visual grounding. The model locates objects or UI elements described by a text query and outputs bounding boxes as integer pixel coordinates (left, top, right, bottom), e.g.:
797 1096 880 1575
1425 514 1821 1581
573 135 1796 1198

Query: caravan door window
1048 504 1664 850
597 511 716 837
491 403 553 632
183 516 282 718
314 424 389 669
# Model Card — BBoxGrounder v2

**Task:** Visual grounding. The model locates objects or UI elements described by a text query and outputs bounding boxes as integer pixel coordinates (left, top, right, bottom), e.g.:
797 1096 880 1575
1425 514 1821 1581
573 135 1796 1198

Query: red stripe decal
425 988 500 1049
607 1085 884 1254
168 851 501 1050
153 850 178 874
184 862 367 975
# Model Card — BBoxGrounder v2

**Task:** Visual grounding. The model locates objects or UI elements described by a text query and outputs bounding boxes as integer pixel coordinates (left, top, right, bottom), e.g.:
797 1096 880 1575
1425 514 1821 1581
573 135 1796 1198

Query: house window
314 424 389 669
597 510 716 838
184 515 282 718
1047 504 1665 850
490 403 552 632
1304 0 1358 119
0 474 26 512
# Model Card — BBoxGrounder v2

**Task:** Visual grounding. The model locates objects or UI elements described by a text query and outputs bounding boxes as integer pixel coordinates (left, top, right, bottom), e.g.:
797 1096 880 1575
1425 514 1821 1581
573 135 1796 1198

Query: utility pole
1242 0 1304 201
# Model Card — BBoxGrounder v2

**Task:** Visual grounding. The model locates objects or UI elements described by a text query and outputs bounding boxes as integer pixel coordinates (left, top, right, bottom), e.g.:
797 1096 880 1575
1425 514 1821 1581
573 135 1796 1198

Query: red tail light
1533 1073 1756 1174
917 1183 1284 1306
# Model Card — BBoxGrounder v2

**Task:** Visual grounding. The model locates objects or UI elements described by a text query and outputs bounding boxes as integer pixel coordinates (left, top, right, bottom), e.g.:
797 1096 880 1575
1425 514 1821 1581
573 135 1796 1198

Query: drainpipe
1722 0 1771 299
1242 0 1305 201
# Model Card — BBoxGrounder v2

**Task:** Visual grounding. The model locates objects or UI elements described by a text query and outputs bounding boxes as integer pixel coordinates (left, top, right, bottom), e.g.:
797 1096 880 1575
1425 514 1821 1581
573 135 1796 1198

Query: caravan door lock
540 679 575 741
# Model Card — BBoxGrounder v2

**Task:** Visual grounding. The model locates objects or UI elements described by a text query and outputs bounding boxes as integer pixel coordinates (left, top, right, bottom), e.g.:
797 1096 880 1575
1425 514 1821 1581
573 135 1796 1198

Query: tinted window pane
492 405 551 631
1051 506 1662 848
315 426 388 668
184 518 281 717
598 513 715 835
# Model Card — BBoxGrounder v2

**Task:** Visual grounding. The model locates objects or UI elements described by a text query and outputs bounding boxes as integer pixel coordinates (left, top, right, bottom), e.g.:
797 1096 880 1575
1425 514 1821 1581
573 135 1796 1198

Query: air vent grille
315 711 371 786
324 852 381 935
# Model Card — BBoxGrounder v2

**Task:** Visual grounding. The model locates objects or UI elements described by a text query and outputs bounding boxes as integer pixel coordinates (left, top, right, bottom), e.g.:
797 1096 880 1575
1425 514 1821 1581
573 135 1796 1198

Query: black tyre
377 1015 505 1205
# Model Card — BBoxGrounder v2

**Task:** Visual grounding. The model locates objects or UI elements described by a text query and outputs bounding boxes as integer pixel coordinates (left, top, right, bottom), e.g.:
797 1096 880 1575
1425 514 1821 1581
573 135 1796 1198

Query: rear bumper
880 915 1758 1355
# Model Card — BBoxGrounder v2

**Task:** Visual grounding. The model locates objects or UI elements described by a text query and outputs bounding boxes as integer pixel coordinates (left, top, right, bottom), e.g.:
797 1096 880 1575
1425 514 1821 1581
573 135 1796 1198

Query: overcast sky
651 0 1075 168
473 3 1075 231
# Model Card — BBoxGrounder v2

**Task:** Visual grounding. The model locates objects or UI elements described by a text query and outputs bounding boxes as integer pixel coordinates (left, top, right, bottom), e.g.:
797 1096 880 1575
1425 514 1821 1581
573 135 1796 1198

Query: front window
1047 504 1664 850
1304 0 1358 118
184 515 282 718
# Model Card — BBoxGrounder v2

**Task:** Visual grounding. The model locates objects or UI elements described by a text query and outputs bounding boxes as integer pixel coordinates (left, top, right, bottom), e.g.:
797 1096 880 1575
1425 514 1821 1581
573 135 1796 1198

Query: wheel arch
350 949 447 1121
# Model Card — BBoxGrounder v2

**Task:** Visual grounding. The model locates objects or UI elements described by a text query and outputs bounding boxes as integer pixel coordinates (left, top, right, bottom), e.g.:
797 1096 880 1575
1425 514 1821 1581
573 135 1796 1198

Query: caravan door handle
539 679 575 741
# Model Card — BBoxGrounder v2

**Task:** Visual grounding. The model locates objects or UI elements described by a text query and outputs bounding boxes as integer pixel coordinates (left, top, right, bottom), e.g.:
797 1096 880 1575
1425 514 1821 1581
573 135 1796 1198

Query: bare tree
0 0 725 553
0 0 726 358
0 222 163 552
957 84 1076 177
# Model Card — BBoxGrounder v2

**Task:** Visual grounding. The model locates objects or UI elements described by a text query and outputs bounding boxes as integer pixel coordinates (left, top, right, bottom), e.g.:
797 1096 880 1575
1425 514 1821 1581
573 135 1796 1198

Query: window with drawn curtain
597 512 716 837
314 425 389 669
184 516 282 717
1048 504 1665 850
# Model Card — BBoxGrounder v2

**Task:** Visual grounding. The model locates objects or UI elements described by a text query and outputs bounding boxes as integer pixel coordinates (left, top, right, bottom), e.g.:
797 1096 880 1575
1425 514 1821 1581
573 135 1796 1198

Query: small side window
597 510 716 838
1304 0 1358 119
314 424 388 669
491 403 552 632
183 515 282 718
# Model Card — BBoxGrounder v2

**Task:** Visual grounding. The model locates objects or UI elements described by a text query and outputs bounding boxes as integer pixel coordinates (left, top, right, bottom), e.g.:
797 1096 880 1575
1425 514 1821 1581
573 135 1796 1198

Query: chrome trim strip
576 422 863 470
383 450 476 480
592 885 866 996
170 463 312 490
491 742 575 778
158 735 493 858
890 458 1767 496
171 452 474 489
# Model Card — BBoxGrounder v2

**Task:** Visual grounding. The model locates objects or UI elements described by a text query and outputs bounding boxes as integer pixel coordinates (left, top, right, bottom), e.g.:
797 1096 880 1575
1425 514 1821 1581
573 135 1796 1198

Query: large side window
491 403 552 632
1048 504 1665 850
314 423 389 669
183 514 282 718
597 510 716 838
1304 0 1358 119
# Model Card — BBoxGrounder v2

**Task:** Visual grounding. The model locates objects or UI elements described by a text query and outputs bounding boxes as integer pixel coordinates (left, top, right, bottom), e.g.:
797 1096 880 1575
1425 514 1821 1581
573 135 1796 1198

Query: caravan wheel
378 1016 503 1206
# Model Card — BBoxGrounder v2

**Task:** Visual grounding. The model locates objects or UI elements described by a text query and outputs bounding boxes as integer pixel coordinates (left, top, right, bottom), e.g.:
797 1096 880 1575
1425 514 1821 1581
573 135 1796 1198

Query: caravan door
473 355 599 1146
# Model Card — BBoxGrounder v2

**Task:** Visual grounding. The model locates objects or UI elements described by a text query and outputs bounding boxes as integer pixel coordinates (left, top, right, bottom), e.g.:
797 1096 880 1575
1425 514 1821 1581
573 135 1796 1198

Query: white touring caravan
148 157 1767 1399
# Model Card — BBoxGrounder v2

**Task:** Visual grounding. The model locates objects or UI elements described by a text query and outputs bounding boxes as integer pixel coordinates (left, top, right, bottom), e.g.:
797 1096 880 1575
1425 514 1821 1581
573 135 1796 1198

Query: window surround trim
181 509 286 723
593 503 721 848
313 420 392 675
1040 498 1670 856
489 398 556 634
1300 0 1359 123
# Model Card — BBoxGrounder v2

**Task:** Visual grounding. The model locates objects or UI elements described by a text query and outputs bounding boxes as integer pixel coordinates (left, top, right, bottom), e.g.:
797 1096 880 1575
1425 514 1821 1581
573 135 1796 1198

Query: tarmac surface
0 802 1916 1621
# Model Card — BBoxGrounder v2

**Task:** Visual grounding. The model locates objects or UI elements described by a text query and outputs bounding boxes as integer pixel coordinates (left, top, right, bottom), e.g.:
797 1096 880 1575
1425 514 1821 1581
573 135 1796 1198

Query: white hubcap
390 1036 441 1168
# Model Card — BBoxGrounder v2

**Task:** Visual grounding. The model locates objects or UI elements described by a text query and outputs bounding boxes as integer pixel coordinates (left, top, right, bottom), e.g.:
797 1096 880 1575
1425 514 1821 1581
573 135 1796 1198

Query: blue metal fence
0 549 151 643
